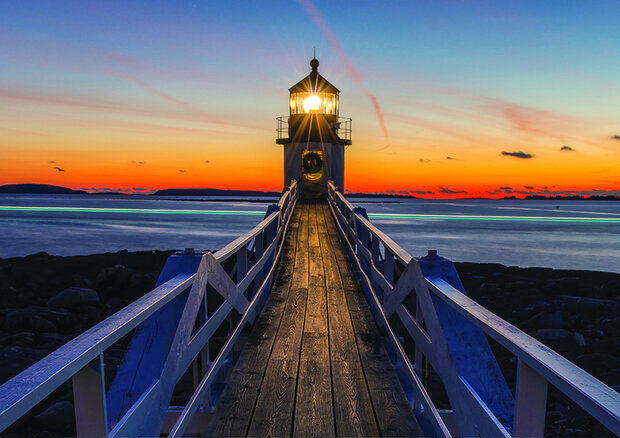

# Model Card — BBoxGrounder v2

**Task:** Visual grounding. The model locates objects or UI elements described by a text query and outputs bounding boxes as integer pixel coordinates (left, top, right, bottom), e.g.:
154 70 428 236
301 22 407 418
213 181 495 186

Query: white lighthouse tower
276 57 352 198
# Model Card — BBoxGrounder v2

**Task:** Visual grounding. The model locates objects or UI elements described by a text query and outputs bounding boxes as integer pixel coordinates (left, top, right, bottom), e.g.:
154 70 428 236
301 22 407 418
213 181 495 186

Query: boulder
531 329 575 352
34 401 74 432
46 287 99 308
93 264 128 290
0 332 35 347
28 315 57 332
525 310 565 329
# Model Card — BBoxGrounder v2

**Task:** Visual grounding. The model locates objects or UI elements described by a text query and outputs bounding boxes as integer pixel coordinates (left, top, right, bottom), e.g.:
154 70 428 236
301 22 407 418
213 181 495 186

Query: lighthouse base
283 142 344 198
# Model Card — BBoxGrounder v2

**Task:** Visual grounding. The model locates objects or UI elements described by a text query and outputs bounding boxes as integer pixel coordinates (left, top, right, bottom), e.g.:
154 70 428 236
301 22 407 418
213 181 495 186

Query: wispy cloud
108 71 236 128
439 187 467 194
445 156 457 160
419 157 431 163
561 145 575 151
49 160 57 164
205 160 210 163
502 151 534 159
179 169 187 173
129 160 146 165
611 135 620 141
52 166 65 172
296 0 390 150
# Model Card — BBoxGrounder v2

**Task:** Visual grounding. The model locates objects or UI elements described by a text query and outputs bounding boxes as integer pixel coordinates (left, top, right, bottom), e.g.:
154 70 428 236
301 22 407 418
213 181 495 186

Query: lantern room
288 58 339 116
276 57 351 198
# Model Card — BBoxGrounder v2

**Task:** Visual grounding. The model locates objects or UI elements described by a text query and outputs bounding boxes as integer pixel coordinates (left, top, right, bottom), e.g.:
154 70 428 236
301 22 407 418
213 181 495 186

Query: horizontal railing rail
326 181 620 437
0 181 299 437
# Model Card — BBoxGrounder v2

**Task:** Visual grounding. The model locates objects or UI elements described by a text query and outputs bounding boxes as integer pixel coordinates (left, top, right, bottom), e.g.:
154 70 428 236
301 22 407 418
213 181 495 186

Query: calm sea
0 194 618 273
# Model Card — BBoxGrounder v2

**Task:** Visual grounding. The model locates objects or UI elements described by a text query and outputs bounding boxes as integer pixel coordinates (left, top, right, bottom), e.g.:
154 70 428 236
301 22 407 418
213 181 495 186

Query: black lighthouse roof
288 57 340 94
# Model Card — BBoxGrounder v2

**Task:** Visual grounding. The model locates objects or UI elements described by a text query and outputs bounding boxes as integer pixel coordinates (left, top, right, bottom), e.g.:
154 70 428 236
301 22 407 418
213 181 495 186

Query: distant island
153 188 281 197
0 184 87 195
0 184 617 200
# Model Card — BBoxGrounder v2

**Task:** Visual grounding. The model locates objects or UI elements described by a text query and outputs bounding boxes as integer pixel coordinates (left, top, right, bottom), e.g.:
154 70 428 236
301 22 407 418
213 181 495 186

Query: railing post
237 243 248 280
413 299 424 410
514 359 548 437
72 354 108 437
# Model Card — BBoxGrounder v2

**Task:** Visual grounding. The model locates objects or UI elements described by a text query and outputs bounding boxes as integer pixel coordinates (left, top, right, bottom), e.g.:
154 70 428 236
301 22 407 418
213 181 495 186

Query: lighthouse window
289 92 338 115
302 152 323 175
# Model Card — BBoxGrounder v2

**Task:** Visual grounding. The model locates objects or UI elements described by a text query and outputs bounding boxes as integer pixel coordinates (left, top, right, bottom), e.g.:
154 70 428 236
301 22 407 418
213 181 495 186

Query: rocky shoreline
0 250 617 437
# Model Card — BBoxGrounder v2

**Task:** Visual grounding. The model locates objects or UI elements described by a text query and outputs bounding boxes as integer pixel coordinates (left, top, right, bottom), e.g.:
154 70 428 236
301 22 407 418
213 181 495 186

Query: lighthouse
276 57 352 198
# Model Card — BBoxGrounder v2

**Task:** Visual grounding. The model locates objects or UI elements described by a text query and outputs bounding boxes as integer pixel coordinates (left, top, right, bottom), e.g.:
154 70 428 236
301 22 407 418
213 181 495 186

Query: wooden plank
316 204 379 436
293 203 333 437
294 333 334 438
305 201 329 335
247 202 310 436
246 359 298 438
370 389 423 437
328 309 360 362
205 205 303 437
331 360 379 437
320 203 423 437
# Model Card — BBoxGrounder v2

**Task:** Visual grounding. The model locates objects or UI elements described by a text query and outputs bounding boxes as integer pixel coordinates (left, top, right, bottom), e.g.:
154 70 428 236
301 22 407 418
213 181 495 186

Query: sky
1 0 619 198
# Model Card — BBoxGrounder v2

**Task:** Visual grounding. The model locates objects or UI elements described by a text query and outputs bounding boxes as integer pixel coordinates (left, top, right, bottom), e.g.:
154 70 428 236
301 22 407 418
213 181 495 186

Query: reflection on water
350 198 619 273
0 195 618 273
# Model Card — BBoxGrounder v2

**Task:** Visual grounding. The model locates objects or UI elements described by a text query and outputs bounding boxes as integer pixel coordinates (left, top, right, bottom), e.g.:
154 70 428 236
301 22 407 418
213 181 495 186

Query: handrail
426 277 620 432
0 273 194 430
0 180 299 437
326 181 620 437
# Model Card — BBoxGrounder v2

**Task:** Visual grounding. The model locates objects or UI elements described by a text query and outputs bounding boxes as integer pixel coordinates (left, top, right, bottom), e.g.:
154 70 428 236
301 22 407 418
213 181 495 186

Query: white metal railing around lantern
0 181 299 438
275 115 352 142
326 181 620 437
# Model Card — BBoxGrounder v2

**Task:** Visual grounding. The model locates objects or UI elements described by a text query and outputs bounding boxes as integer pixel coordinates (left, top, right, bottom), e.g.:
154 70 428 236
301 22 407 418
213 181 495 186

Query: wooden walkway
207 201 422 437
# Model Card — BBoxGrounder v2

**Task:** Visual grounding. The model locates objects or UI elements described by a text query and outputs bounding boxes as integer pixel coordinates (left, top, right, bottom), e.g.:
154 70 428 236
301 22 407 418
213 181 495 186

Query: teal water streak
0 205 265 216
1 205 618 223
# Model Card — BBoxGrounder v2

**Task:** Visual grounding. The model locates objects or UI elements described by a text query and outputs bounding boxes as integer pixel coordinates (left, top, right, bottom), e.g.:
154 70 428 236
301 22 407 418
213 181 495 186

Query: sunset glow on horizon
1 1 619 198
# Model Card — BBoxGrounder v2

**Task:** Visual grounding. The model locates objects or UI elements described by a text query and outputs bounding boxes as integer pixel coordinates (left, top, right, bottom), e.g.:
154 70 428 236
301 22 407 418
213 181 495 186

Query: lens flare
303 94 320 112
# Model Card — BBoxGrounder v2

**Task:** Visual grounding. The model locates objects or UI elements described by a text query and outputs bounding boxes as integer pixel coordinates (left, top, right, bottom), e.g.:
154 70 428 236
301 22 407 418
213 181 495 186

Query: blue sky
1 0 619 195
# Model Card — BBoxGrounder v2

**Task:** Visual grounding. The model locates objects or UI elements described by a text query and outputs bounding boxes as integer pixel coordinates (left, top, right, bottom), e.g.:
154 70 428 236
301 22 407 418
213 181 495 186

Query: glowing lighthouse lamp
277 57 352 198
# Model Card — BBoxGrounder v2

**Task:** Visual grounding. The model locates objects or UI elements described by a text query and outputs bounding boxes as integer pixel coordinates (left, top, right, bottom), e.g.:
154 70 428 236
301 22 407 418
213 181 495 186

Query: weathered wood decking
207 200 422 437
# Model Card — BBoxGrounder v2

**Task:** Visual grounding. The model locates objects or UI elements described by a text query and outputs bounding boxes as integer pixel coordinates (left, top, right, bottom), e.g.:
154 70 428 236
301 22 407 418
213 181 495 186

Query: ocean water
0 194 618 273
350 198 620 273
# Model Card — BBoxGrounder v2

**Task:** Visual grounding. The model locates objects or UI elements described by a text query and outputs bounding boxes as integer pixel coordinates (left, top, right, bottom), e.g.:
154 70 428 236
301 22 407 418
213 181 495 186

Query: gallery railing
276 115 352 142
326 181 619 437
0 181 299 437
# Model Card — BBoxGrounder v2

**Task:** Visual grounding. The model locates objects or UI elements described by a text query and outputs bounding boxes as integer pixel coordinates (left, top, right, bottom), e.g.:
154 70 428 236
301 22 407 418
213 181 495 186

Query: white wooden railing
0 181 299 437
327 181 620 437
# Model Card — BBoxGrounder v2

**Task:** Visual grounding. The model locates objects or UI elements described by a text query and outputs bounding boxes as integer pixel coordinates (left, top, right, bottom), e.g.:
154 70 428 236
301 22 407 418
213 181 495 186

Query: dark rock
46 287 99 308
575 353 620 376
28 315 57 332
31 431 54 438
34 401 74 432
2 311 29 330
503 280 535 291
0 331 35 347
531 329 575 351
525 309 565 329
93 264 128 291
